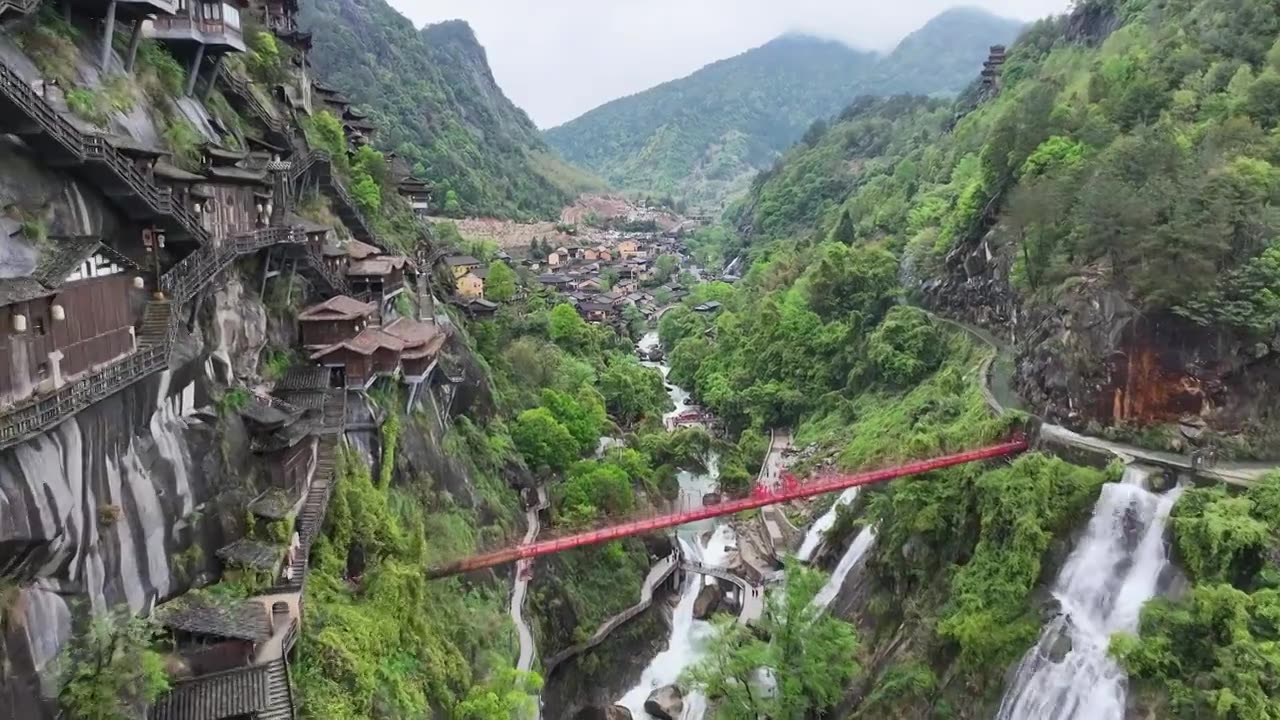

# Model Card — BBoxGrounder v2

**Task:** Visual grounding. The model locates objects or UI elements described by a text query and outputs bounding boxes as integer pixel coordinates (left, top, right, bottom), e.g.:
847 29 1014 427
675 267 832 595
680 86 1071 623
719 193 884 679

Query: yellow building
446 255 481 280
617 240 643 259
457 270 486 298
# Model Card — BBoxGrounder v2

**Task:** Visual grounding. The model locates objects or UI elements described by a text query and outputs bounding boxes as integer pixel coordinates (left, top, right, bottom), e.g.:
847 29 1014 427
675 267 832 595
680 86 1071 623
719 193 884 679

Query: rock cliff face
0 359 237 715
925 222 1280 452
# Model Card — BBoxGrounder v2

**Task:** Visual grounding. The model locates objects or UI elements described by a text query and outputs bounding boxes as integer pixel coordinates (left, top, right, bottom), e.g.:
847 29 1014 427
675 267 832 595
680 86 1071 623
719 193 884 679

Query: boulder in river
644 685 684 720
693 584 723 619
606 706 633 720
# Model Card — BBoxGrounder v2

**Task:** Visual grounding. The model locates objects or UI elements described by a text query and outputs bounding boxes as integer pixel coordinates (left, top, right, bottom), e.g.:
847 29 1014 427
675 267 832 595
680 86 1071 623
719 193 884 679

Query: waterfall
797 487 860 562
995 465 1181 720
812 525 876 611
616 330 733 720
617 527 734 720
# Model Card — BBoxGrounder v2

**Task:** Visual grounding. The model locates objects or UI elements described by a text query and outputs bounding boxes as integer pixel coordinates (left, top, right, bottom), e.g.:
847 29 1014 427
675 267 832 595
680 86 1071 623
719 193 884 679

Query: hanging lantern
51 305 65 322
133 276 146 289
12 314 27 333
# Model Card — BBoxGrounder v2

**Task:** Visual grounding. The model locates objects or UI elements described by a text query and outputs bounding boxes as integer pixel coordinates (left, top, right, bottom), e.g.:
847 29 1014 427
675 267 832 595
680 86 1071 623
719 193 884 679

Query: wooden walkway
542 555 678 676
679 562 764 624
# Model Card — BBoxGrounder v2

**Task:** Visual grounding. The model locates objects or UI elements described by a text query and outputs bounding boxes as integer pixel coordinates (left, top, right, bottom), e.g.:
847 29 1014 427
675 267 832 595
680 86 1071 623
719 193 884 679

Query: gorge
3 0 1280 718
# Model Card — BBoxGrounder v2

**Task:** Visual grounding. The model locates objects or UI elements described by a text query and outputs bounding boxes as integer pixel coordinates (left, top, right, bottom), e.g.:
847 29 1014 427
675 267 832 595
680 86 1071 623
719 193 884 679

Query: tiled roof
310 327 405 359
155 595 272 642
298 295 375 321
444 255 480 267
148 664 271 720
203 166 269 184
383 318 446 359
344 239 381 260
216 539 285 573
274 366 331 391
247 487 300 520
348 256 408 276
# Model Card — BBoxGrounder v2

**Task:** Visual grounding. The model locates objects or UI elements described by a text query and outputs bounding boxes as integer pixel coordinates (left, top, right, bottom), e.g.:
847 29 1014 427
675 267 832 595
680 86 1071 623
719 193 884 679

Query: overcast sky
390 1 1069 128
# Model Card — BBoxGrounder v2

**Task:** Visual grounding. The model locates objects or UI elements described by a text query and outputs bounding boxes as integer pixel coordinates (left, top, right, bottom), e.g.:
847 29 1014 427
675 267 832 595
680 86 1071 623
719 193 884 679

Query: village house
153 596 273 677
382 317 445 382
577 301 612 323
0 237 144 408
456 267 486 298
575 277 604 293
616 239 645 260
196 146 275 239
347 254 408 306
538 273 572 291
297 295 376 350
309 326 404 389
445 255 481 280
245 401 316 506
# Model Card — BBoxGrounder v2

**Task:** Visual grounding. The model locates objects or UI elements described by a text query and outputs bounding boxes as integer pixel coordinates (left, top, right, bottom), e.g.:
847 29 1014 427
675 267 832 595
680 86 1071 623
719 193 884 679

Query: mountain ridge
544 7 1024 207
299 0 599 219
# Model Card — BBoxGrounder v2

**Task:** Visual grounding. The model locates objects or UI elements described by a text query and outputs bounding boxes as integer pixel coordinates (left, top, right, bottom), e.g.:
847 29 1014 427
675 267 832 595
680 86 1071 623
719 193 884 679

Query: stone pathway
512 486 548 674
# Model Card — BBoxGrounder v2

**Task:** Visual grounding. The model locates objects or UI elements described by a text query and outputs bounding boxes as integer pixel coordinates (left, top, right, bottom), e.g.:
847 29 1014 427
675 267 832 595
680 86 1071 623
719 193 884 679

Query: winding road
933 312 1275 488
512 486 548 675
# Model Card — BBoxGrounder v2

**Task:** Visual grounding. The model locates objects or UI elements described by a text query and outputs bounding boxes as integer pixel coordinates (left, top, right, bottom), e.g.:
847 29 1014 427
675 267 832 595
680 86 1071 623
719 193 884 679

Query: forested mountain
544 8 1023 208
300 0 599 219
729 0 1280 452
657 1 1280 715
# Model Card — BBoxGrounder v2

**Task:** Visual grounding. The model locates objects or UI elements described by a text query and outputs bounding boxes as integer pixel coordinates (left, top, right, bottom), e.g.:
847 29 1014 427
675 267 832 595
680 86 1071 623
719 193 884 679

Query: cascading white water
812 525 876 611
797 487 860 562
618 527 734 719
996 465 1181 720
617 332 731 720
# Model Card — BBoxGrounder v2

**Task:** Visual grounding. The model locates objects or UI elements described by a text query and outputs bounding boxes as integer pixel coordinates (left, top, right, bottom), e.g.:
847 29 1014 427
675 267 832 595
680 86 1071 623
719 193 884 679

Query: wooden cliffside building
297 295 377 350
0 237 145 408
982 45 1007 88
147 0 249 95
309 327 403 389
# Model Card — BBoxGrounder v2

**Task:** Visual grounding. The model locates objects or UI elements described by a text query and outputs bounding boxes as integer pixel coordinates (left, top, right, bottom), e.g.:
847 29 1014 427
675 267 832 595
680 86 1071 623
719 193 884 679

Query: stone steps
258 659 294 720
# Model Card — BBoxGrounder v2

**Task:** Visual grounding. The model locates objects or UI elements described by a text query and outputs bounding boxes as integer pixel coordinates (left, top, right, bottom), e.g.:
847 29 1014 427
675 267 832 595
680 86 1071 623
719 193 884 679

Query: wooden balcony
0 60 210 244
147 5 246 52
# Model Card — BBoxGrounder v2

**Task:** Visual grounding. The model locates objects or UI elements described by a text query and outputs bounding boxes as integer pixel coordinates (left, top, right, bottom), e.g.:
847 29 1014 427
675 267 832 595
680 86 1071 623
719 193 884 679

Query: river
616 331 735 720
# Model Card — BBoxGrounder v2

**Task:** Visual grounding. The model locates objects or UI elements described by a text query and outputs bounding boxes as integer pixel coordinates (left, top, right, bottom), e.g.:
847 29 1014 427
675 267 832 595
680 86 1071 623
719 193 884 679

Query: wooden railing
219 71 289 136
291 150 384 250
0 0 40 20
0 227 345 449
542 556 678 675
0 61 209 244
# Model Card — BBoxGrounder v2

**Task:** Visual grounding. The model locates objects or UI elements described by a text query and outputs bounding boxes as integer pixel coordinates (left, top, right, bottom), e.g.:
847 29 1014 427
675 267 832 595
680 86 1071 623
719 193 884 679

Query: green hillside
300 1 599 219
544 8 1023 208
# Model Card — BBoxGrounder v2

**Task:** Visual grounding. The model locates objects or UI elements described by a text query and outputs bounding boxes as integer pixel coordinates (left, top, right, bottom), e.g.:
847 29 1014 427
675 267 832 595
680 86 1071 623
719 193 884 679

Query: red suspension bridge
426 438 1029 578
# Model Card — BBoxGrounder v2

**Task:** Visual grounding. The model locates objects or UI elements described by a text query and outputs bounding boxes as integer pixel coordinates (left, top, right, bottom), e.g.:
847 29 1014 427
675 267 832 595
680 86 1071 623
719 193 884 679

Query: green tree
511 407 577 474
548 303 594 352
485 261 517 302
684 564 859 719
304 110 346 157
540 388 606 454
598 355 671 425
804 242 898 323
560 460 636 520
443 189 463 217
454 669 542 719
858 306 945 388
829 208 856 245
57 611 170 720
